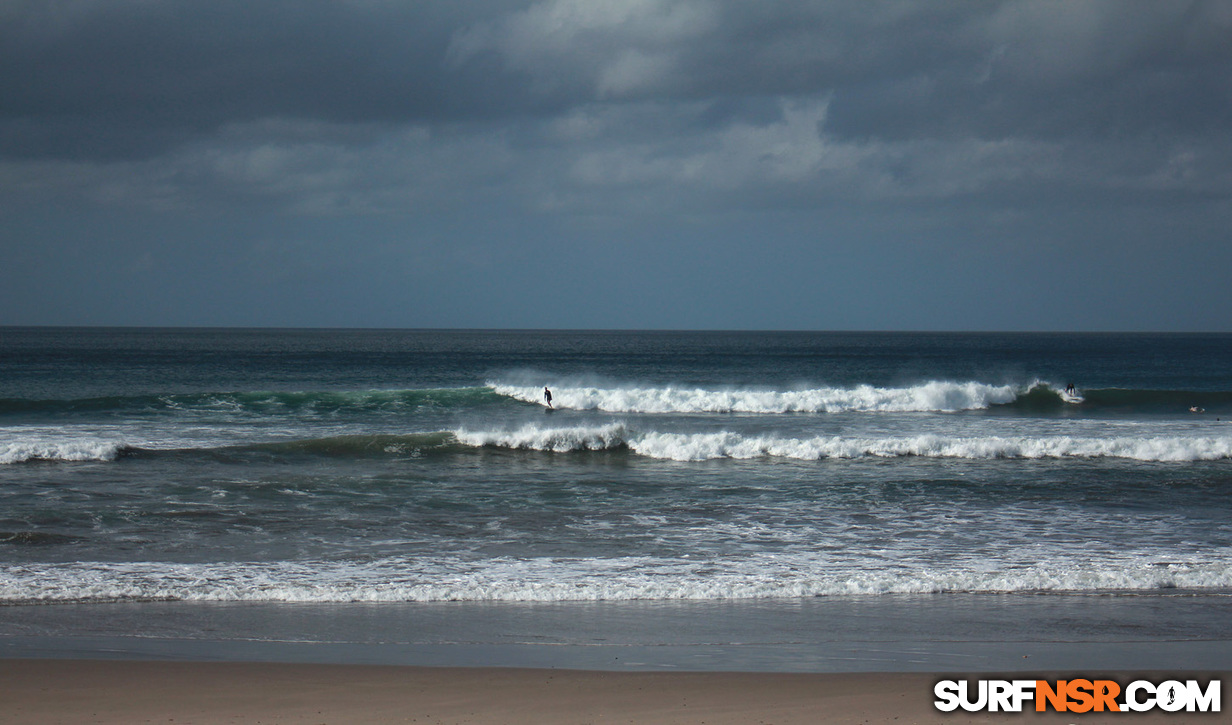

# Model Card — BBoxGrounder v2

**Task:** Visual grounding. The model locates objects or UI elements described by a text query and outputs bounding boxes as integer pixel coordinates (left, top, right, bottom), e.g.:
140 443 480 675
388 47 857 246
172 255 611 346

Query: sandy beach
3 597 1231 723
0 659 1225 725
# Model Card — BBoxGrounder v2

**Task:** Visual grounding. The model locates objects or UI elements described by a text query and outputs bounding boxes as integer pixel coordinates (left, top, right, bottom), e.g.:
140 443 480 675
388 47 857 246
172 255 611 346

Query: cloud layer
2 1 1230 328
4 0 1230 215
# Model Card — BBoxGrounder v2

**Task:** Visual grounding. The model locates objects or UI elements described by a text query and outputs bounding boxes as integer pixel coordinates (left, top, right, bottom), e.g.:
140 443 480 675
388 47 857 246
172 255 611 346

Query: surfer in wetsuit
544 387 553 409
1065 383 1076 395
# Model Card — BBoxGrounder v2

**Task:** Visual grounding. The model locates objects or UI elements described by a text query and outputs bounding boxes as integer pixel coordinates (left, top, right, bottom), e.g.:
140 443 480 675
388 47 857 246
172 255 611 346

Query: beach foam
5 554 1231 604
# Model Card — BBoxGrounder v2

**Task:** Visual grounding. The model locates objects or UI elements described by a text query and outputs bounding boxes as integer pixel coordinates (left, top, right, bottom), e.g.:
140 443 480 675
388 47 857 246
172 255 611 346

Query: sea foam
4 555 1231 604
453 425 1232 462
631 432 1232 462
0 437 129 464
492 380 1021 413
455 423 629 452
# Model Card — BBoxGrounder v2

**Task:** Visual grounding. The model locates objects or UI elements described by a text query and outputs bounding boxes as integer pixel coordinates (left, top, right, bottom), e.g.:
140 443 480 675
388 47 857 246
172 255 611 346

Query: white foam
453 424 1232 462
631 432 1232 462
492 380 1020 413
0 437 128 464
455 423 630 452
4 554 1231 604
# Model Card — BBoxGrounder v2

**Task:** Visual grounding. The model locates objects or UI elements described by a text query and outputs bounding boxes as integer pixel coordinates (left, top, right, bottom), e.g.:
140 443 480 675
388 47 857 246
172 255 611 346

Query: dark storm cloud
2 1 1231 227
440 0 1232 212
6 1 1231 161
2 1 1231 329
450 1 1232 139
0 0 535 160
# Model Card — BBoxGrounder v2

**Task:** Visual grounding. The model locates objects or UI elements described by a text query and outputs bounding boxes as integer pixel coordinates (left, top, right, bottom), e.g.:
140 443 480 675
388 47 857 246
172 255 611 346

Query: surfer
1065 382 1076 395
544 387 553 409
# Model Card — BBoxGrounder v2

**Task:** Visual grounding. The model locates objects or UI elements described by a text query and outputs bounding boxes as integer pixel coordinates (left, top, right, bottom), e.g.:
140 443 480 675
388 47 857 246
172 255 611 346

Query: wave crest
0 438 130 464
452 425 1232 462
634 432 1232 462
493 381 1021 414
455 424 630 452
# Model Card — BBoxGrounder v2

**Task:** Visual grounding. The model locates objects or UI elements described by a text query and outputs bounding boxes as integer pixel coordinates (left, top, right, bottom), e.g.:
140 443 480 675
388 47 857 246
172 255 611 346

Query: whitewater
491 379 1024 413
5 377 1229 465
6 552 1232 604
2 328 1230 611
455 423 1232 462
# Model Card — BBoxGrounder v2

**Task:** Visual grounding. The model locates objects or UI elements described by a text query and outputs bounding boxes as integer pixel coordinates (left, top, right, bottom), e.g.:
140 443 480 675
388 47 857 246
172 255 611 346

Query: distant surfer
1065 382 1076 395
544 387 553 409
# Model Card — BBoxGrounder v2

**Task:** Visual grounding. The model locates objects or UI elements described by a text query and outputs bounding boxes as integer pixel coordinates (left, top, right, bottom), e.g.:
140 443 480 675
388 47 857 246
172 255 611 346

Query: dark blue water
1 328 1230 606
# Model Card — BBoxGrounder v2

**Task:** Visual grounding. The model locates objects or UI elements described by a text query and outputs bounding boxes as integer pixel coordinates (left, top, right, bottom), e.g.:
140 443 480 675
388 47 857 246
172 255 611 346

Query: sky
2 0 1230 331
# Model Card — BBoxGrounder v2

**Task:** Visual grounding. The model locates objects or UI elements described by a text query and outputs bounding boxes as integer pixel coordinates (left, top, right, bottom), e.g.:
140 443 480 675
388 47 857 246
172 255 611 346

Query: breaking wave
0 438 132 464
496 379 1232 415
455 424 1232 462
632 432 1232 462
4 556 1231 604
492 380 1021 413
4 382 1227 426
7 425 1229 464
455 424 630 453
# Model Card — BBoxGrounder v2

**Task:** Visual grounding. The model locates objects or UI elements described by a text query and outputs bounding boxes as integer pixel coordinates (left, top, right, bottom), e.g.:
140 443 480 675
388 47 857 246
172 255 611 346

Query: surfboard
1059 388 1084 404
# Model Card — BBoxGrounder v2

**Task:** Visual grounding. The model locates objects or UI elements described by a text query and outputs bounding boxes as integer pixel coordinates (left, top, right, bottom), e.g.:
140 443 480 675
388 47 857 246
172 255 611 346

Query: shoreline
6 594 1231 722
5 592 1232 671
8 632 1232 674
3 659 1228 724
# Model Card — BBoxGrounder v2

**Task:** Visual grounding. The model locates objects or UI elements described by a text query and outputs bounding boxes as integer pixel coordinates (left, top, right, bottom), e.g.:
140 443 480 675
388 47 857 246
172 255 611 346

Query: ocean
2 328 1231 671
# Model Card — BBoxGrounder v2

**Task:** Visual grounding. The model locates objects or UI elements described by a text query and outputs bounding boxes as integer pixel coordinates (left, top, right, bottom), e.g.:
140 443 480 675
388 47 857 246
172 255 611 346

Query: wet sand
2 659 1227 724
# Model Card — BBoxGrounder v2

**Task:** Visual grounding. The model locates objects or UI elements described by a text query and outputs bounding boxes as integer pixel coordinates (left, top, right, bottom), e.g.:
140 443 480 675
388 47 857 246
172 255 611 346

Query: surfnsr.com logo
934 678 1221 713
